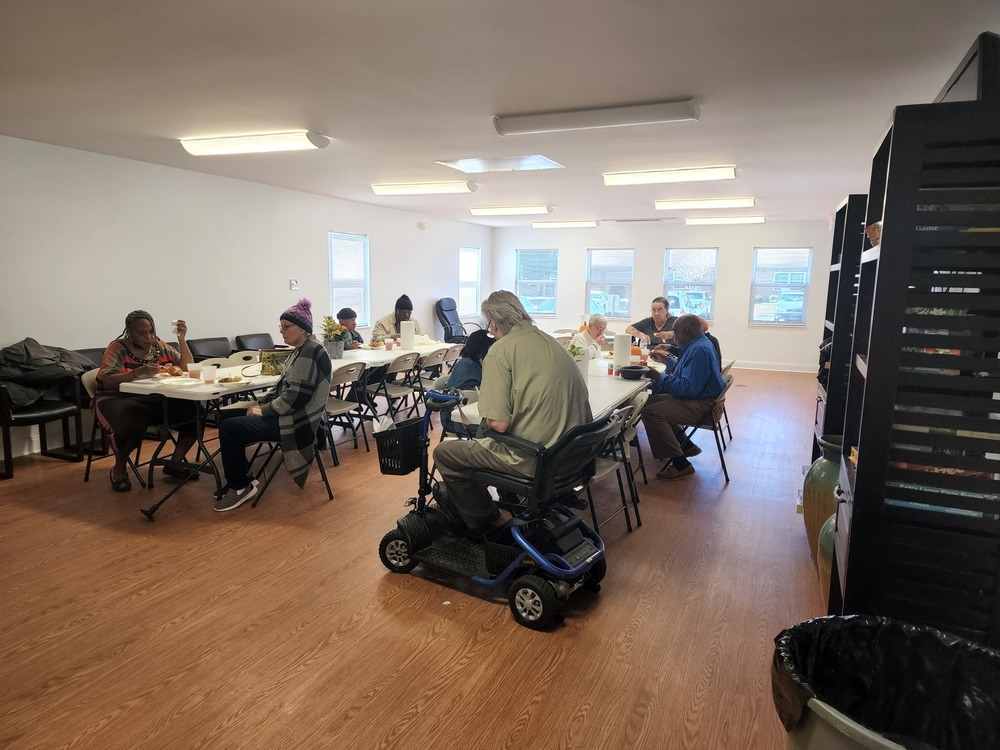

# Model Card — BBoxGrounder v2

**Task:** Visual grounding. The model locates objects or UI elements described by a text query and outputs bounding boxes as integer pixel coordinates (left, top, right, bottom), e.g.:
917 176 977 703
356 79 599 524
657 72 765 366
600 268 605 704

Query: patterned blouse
97 339 180 387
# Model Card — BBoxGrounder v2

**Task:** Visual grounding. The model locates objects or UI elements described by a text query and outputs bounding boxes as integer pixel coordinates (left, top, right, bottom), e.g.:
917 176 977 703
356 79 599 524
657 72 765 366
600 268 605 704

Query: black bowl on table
619 365 649 380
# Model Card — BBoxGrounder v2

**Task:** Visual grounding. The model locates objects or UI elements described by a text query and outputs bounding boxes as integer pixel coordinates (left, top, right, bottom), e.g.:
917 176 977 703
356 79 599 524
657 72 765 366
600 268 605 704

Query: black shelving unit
831 31 1000 646
813 194 867 462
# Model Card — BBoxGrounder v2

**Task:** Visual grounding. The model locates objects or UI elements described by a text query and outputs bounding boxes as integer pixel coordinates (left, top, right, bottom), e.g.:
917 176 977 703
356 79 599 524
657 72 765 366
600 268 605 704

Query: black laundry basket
374 417 422 475
772 615 1000 750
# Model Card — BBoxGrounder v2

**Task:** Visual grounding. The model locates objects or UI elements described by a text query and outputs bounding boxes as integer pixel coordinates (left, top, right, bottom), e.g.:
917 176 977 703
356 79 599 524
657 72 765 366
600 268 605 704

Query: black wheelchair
376 389 622 630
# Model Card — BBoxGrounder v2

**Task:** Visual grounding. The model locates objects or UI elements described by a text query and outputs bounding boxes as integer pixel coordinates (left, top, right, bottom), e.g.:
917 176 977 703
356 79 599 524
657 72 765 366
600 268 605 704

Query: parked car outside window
774 291 805 323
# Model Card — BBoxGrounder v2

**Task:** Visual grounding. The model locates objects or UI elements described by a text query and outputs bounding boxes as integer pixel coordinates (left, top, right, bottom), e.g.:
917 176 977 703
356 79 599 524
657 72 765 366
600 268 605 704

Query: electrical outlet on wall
289 279 299 291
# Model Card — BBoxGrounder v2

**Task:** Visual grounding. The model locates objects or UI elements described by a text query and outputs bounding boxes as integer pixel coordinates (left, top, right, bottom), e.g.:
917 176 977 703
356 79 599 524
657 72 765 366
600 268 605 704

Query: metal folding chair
324 361 370 466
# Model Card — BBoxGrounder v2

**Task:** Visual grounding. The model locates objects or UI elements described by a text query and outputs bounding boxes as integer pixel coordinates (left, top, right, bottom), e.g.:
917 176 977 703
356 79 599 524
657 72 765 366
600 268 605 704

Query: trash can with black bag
772 615 1000 750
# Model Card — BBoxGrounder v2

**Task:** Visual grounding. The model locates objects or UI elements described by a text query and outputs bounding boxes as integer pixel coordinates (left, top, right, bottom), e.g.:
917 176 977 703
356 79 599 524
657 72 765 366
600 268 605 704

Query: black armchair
186 337 233 361
235 333 275 350
434 298 480 344
1 380 83 479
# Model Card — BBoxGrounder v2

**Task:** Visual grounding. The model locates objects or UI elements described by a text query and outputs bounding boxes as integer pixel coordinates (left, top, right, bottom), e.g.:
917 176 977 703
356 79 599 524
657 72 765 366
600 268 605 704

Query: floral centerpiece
321 315 352 359
567 343 591 378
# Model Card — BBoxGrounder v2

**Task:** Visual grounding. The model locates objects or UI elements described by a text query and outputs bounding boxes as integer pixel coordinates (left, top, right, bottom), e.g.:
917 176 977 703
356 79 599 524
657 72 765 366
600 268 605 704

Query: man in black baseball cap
336 307 364 349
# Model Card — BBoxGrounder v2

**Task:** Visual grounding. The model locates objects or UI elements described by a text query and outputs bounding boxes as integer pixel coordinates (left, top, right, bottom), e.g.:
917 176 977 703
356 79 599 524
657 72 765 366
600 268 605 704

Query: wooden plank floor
0 369 823 749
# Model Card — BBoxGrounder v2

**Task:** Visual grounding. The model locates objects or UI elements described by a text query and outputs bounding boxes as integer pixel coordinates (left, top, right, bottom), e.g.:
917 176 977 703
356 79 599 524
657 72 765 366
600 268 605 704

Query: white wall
0 136 492 349
492 220 833 371
0 135 492 458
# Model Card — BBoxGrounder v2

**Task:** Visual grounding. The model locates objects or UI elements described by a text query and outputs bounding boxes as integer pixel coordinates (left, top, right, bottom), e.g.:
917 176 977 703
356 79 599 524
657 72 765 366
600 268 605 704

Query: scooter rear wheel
379 530 418 573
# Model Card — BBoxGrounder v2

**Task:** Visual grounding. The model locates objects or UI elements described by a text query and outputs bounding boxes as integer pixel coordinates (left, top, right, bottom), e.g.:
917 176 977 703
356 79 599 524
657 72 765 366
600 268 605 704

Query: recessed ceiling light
179 130 330 156
470 205 552 216
685 216 765 225
371 181 476 196
437 155 563 173
531 220 600 228
494 99 699 136
655 197 755 211
603 166 736 186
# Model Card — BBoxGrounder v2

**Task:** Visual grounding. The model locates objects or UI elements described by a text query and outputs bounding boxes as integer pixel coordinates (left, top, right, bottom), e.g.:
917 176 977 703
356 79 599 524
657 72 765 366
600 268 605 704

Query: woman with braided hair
96 310 198 492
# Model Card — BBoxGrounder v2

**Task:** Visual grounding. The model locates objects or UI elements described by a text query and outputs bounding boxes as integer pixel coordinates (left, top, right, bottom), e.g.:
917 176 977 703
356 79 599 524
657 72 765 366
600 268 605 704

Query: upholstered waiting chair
186 337 232 361
235 333 275 351
1 378 83 480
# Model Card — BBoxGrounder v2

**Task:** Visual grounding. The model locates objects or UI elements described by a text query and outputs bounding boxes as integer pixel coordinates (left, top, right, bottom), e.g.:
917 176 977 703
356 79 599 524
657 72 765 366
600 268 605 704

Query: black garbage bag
772 615 1000 750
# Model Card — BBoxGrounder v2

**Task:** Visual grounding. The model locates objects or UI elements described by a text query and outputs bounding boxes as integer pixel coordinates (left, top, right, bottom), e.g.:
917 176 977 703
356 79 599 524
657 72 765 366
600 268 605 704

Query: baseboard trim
732 360 815 374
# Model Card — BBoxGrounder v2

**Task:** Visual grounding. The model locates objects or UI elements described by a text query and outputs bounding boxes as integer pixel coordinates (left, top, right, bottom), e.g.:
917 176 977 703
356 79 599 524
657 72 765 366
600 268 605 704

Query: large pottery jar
324 340 345 360
817 513 836 611
802 435 842 569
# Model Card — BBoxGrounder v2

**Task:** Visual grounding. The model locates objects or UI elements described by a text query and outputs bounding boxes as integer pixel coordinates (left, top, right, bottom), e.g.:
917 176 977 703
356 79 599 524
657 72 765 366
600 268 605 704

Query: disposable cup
187 362 203 379
385 339 395 351
201 365 218 384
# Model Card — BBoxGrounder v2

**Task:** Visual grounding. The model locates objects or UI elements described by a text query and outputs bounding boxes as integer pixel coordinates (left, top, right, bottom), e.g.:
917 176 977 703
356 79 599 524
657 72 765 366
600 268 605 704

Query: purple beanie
281 298 313 334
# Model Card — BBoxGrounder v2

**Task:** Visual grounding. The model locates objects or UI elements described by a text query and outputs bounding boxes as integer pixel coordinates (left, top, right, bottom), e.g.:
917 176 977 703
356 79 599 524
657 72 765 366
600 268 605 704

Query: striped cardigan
259 338 332 487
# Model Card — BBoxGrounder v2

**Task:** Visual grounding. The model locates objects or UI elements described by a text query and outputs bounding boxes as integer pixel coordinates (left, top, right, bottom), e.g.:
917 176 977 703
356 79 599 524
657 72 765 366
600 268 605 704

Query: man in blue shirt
642 315 726 480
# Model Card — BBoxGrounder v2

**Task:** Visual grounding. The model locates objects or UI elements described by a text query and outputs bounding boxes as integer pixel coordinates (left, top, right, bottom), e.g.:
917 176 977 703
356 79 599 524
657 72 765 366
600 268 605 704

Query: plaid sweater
259 338 332 488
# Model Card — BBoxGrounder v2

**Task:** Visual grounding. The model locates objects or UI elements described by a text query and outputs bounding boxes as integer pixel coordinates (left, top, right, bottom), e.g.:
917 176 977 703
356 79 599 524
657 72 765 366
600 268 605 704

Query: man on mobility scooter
377 291 612 629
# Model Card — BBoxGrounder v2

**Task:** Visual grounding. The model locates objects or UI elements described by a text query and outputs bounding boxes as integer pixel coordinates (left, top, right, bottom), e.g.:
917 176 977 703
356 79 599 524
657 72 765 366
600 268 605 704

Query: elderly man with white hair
433 290 593 540
569 314 607 359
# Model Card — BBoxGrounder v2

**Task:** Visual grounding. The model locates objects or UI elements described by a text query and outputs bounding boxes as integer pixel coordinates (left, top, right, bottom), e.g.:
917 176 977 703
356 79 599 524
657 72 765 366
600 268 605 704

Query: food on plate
218 375 243 384
164 364 184 377
370 341 384 348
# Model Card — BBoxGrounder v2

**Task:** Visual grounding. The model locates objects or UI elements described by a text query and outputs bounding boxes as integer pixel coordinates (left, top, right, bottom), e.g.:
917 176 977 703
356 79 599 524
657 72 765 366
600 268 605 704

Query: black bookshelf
831 32 1000 646
814 194 867 462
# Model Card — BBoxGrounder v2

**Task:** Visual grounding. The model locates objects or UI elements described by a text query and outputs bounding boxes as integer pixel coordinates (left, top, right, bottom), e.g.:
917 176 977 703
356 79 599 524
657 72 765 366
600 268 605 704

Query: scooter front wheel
508 575 559 630
379 530 418 573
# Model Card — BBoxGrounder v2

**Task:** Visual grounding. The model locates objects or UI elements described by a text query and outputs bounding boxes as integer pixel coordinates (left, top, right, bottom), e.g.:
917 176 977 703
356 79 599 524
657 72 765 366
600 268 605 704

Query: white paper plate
158 377 200 386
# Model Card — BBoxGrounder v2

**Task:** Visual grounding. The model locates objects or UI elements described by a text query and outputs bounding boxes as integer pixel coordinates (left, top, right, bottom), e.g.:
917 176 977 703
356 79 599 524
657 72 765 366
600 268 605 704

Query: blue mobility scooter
376 389 623 630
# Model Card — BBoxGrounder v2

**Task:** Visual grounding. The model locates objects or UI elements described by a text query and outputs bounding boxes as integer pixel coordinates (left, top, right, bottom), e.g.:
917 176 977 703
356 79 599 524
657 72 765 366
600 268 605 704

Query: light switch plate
289 279 299 290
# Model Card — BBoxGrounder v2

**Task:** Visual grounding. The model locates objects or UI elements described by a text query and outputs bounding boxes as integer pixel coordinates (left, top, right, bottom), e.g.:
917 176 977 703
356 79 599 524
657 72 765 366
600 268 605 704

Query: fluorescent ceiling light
655 197 755 211
494 99 699 136
180 130 330 156
531 220 600 229
685 216 766 225
469 205 551 216
604 165 736 186
436 155 563 173
371 181 476 196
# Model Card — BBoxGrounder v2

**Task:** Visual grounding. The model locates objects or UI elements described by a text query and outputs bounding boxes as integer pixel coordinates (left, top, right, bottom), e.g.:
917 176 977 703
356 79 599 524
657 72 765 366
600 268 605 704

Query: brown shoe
681 442 702 457
656 463 695 481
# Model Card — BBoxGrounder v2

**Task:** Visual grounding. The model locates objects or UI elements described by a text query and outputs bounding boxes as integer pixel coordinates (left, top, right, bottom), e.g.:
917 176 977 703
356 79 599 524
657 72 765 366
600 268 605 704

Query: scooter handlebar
425 388 465 412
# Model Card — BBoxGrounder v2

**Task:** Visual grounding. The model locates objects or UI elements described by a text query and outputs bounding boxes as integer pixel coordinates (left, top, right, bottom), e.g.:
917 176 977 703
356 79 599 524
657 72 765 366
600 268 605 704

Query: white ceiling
2 1 998 228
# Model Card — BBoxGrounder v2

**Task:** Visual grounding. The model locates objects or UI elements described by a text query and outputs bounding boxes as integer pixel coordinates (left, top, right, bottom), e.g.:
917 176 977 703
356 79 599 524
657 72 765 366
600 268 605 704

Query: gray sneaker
214 480 259 512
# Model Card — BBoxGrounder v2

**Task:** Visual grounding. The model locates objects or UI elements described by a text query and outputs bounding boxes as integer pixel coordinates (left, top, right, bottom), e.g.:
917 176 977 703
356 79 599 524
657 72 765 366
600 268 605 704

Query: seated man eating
641 314 726 481
433 290 592 539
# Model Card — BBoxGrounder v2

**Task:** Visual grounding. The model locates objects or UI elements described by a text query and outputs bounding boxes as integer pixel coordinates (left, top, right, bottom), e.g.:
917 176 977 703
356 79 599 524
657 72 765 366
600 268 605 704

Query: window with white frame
749 247 812 325
515 250 558 316
586 248 633 318
458 246 481 317
328 231 371 326
664 248 718 320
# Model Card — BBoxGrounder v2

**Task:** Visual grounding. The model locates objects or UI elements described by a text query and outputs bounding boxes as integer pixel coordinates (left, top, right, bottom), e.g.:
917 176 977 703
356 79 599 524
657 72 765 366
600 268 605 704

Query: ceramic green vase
803 435 842 569
817 513 836 611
